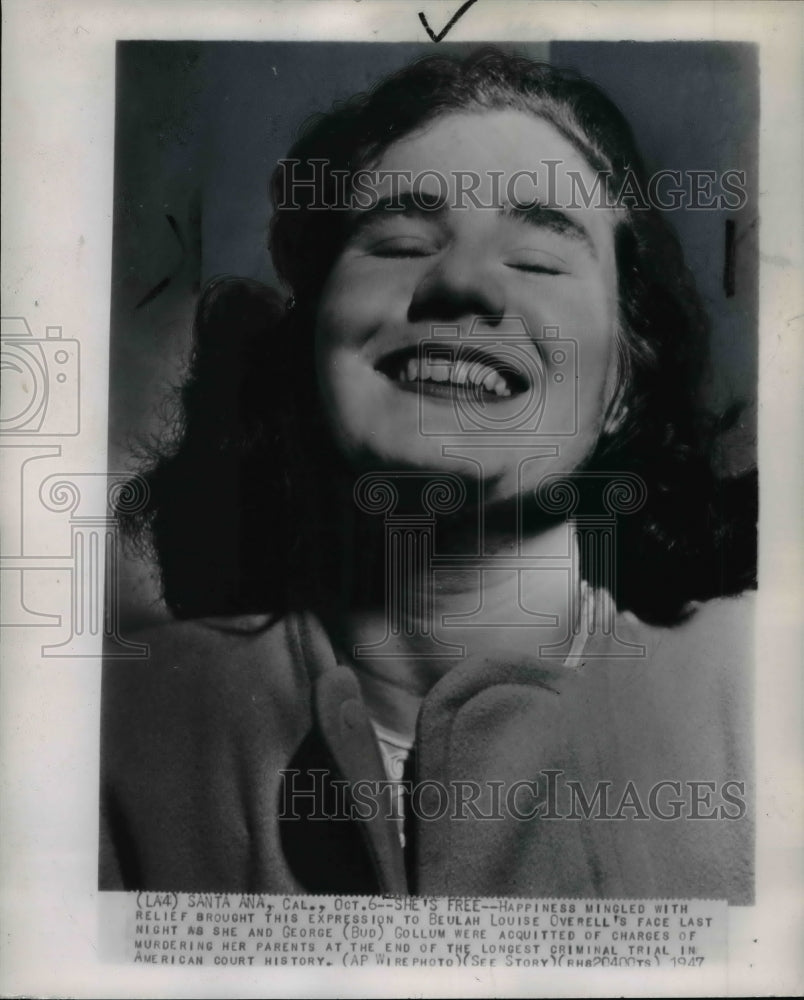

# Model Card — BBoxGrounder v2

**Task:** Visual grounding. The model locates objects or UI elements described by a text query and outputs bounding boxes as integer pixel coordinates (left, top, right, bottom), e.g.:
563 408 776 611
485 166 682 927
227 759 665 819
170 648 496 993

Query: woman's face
314 109 621 503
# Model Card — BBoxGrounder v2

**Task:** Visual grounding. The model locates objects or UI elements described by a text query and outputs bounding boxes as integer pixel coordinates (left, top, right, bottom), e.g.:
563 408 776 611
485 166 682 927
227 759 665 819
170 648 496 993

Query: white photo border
1 1 802 997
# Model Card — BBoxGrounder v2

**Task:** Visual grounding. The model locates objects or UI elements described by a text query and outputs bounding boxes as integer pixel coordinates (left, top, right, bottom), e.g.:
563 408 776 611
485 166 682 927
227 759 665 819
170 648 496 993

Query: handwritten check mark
418 0 479 43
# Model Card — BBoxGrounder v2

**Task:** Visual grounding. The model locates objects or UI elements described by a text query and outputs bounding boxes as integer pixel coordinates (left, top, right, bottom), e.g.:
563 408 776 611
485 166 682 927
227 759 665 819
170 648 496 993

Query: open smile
375 344 530 401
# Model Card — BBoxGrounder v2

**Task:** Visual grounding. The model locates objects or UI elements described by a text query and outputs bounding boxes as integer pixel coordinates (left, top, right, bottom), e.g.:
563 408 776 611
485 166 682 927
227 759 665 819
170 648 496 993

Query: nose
407 243 506 325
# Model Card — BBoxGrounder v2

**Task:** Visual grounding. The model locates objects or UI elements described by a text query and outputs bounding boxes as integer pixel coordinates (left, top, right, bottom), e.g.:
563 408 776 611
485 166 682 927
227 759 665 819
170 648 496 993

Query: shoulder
602 592 755 744
580 591 755 725
602 588 754 659
570 593 755 805
100 611 328 800
101 612 315 730
634 590 755 675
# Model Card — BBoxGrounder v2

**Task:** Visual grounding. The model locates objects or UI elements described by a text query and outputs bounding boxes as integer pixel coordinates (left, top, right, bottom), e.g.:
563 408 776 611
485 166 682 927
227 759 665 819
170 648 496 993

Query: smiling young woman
101 48 756 900
314 109 620 494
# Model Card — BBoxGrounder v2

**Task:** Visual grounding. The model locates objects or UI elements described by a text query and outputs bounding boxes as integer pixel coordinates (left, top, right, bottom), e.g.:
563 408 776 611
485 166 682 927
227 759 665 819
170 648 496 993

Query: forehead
370 109 604 205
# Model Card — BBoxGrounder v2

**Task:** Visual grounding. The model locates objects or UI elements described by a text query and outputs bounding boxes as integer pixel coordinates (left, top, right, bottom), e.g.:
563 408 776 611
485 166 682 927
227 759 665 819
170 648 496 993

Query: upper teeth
399 358 512 397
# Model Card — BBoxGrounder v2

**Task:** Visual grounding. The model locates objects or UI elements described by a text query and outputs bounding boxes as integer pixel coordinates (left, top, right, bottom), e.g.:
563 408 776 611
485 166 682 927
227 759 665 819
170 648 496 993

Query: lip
374 341 531 400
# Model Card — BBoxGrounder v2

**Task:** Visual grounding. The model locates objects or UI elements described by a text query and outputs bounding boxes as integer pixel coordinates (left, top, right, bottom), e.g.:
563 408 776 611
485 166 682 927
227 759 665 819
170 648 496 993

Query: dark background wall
552 41 758 416
108 41 758 629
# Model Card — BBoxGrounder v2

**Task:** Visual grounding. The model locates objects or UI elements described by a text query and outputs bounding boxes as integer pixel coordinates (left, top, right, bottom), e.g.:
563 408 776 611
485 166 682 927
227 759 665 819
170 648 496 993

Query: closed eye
369 237 440 258
504 248 569 276
506 262 565 275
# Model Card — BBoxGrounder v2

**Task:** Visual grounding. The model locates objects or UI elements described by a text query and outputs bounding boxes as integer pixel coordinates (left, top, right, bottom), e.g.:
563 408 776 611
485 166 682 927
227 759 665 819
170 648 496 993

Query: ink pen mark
723 219 736 298
723 214 758 299
164 213 186 252
418 0 479 43
135 214 187 309
135 275 171 310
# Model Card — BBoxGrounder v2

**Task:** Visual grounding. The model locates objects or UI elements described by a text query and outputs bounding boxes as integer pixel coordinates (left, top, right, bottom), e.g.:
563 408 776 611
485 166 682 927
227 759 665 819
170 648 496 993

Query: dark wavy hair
124 48 757 626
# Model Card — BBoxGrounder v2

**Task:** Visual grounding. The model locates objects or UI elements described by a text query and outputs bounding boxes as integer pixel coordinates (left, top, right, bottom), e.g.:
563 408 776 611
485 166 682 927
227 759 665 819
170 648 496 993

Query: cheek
314 257 412 355
312 268 397 453
313 277 369 422
525 277 618 399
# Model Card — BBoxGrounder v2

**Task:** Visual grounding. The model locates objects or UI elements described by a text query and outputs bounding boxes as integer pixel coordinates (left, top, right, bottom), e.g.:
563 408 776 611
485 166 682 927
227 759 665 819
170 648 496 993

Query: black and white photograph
1 2 802 997
102 37 759 900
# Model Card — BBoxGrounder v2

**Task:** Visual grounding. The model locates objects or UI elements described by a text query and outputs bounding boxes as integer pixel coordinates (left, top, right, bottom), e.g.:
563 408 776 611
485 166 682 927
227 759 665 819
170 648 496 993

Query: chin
347 442 466 476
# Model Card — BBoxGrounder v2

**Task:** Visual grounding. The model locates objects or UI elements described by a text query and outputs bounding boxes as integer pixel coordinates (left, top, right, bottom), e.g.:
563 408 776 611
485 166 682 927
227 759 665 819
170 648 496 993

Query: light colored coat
100 595 753 901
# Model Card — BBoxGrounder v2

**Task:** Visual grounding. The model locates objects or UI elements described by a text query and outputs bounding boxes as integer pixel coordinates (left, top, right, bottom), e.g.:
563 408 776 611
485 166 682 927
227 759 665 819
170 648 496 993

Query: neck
328 500 577 740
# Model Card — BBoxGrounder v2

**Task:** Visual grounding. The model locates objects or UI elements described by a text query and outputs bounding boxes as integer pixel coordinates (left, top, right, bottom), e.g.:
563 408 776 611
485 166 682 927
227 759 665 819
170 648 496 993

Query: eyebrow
345 192 597 257
501 201 597 258
344 191 447 236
